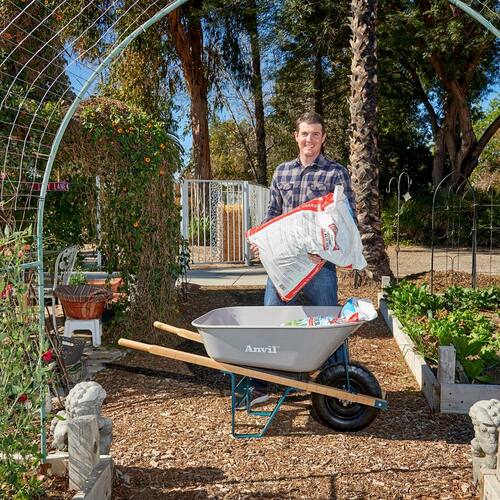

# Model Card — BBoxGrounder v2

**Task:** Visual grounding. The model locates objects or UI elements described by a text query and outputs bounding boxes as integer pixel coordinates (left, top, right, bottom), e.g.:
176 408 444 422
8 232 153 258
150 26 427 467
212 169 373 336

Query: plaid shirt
264 154 356 222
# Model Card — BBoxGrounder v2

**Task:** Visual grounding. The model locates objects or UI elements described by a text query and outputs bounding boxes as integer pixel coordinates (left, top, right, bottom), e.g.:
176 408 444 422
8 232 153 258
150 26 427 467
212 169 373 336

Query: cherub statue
469 399 500 482
50 381 112 454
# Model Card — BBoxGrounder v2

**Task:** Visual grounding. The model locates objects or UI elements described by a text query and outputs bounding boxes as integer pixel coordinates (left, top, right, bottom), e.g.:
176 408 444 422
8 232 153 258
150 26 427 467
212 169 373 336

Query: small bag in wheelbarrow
54 284 113 320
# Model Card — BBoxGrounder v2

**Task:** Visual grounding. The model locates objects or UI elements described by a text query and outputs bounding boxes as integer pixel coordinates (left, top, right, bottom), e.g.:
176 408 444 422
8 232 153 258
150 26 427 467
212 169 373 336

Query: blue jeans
252 264 344 392
264 263 338 306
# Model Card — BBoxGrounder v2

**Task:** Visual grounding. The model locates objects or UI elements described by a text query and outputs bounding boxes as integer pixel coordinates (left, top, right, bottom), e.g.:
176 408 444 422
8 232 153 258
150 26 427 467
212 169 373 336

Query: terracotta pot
86 277 123 293
60 298 107 319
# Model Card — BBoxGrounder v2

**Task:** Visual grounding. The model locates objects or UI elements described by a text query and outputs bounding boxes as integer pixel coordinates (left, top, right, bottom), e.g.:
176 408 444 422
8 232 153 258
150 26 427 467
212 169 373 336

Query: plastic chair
44 246 79 330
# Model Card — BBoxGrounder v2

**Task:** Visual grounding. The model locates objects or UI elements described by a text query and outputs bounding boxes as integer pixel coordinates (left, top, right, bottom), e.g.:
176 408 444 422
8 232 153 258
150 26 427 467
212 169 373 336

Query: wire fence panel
180 179 269 265
385 172 499 291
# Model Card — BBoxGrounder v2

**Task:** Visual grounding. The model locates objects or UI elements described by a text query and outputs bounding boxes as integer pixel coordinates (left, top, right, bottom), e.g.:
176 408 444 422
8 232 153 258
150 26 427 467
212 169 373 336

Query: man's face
294 122 326 161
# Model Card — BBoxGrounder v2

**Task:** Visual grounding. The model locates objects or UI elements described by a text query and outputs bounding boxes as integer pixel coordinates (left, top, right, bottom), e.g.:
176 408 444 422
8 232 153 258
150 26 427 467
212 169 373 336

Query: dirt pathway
92 276 488 499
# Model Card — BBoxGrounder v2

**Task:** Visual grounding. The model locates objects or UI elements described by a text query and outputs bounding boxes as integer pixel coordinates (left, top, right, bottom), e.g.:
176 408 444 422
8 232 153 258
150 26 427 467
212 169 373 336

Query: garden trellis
1 0 191 460
0 0 499 462
1 0 189 328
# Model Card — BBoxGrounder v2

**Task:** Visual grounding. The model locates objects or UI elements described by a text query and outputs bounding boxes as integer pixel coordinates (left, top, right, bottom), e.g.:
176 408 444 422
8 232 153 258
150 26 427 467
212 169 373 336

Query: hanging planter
54 285 113 320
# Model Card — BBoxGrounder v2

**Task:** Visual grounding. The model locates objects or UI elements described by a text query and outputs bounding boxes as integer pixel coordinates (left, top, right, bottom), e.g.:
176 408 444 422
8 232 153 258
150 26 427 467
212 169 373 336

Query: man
242 111 357 408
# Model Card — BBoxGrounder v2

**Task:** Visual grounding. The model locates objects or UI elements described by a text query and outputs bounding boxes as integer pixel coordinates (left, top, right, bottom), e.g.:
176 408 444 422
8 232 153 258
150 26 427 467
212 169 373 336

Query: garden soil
43 271 499 499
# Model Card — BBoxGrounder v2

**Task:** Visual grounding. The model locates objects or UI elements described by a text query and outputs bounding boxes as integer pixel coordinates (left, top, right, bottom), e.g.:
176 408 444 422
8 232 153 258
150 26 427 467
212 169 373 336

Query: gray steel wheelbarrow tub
119 305 388 438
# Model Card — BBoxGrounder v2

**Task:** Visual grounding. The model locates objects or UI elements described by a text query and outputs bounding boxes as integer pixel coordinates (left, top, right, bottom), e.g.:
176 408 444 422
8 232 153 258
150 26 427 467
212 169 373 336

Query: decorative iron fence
180 180 270 265
385 172 499 289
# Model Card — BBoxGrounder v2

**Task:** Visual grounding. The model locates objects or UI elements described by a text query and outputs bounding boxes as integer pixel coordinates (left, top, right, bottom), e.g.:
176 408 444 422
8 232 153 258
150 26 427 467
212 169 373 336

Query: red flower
17 394 28 403
42 349 54 363
1 283 13 299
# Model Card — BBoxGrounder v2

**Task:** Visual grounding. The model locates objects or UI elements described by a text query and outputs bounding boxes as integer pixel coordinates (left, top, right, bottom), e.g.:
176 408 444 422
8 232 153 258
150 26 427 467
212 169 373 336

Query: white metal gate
180 180 270 265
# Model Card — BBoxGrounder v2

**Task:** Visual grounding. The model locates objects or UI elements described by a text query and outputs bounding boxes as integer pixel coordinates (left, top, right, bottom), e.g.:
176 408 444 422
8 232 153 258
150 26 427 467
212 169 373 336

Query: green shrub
0 227 51 498
189 217 211 245
381 188 499 248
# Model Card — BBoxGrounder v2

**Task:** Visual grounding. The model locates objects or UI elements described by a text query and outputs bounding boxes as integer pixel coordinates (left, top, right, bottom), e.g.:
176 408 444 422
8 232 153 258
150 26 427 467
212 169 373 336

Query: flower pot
86 277 123 293
54 285 113 320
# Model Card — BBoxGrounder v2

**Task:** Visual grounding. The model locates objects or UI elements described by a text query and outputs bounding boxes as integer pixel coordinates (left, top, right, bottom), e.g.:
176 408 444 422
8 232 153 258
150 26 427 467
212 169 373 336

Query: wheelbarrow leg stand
227 372 295 439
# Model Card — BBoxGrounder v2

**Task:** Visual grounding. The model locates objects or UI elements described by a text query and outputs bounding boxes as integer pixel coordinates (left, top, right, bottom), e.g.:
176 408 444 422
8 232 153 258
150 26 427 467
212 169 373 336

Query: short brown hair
295 111 325 132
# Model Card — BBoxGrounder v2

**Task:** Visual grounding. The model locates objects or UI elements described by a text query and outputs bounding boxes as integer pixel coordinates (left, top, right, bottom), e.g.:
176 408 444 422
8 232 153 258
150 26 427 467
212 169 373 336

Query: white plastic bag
247 185 366 302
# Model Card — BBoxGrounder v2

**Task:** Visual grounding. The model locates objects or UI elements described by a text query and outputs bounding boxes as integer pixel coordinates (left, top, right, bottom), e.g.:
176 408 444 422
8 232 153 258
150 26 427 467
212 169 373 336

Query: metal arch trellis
386 171 412 283
448 0 500 38
430 172 478 294
1 0 190 460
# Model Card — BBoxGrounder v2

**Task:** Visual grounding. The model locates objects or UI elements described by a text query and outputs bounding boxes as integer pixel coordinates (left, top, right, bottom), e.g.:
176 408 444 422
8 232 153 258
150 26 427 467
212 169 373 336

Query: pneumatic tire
311 362 382 432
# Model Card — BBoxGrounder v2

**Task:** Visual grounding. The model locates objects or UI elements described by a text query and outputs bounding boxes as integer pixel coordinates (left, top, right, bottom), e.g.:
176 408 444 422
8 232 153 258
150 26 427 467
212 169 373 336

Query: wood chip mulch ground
44 271 500 499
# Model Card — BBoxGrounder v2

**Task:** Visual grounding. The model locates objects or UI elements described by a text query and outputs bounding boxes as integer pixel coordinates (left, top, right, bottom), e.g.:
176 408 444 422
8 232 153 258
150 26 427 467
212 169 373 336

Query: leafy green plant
189 217 211 245
0 226 51 498
385 281 499 382
56 98 185 341
442 286 500 312
69 267 87 285
385 281 444 318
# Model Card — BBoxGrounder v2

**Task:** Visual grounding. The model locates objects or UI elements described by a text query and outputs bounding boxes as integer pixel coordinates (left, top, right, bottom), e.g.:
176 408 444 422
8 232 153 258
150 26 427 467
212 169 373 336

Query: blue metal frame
227 373 295 439
224 339 355 438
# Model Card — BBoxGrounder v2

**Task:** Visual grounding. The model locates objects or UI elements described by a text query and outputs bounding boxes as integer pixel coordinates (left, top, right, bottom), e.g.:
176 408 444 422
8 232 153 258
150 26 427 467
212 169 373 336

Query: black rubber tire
311 362 382 432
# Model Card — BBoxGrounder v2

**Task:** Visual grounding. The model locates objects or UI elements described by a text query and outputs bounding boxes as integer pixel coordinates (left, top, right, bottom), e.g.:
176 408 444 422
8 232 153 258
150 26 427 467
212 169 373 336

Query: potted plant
54 284 113 320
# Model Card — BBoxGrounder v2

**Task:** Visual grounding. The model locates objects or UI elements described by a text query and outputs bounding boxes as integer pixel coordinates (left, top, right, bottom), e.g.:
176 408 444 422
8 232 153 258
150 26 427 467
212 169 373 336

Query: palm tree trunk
349 0 391 280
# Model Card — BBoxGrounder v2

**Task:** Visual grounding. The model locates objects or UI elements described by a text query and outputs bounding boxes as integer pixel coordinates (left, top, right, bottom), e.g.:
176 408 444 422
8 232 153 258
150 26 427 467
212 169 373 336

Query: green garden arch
0 0 498 459
1 0 190 458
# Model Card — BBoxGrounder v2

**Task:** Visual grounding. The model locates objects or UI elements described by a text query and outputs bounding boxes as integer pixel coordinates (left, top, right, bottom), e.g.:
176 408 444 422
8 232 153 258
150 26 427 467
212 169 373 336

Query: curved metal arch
32 0 190 458
430 171 478 293
35 0 190 321
447 0 500 39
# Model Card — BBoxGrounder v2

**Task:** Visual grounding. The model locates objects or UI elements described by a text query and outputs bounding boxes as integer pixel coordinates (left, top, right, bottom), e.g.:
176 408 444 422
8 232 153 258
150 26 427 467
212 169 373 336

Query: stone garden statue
469 399 500 482
50 381 112 454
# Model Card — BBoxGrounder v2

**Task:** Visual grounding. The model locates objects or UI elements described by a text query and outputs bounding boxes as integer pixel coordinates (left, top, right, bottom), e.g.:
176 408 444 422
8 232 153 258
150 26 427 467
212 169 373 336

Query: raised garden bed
379 283 500 414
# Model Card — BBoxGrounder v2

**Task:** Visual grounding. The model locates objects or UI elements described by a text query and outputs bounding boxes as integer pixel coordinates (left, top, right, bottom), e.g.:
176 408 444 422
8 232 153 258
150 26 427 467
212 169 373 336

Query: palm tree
349 0 391 280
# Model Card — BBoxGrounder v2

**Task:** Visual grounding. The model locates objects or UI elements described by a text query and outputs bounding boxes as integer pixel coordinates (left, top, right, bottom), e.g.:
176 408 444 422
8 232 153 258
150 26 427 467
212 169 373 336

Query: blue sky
67 57 499 167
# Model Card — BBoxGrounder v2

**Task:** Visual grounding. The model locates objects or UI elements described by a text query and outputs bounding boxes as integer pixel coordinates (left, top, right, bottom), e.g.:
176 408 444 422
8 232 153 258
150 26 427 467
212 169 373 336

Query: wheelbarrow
118 305 387 438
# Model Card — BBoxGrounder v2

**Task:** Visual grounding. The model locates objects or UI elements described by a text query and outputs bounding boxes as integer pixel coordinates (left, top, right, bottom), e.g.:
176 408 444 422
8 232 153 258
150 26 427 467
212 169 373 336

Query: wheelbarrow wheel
311 362 381 432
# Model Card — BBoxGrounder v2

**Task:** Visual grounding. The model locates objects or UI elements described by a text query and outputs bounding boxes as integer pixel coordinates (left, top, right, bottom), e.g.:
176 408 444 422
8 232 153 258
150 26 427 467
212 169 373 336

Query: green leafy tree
471 97 500 187
381 0 499 185
271 0 352 165
210 119 254 179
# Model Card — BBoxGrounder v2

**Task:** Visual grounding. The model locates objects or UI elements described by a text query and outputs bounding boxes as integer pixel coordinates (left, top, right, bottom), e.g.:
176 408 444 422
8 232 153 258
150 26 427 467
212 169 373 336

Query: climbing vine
0 226 51 499
58 97 185 340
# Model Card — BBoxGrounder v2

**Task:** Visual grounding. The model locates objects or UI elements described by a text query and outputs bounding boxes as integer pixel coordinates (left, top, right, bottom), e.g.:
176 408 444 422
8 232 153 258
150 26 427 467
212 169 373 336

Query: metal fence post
180 180 189 240
243 181 250 266
95 175 102 270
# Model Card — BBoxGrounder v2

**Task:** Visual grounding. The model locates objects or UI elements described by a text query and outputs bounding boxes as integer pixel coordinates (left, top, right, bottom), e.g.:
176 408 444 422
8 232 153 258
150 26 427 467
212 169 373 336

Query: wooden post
437 346 456 384
497 445 500 480
68 416 100 491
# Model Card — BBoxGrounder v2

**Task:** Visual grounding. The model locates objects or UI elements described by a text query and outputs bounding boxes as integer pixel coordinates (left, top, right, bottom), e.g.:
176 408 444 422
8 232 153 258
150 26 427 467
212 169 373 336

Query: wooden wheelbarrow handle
118 338 387 409
153 321 203 344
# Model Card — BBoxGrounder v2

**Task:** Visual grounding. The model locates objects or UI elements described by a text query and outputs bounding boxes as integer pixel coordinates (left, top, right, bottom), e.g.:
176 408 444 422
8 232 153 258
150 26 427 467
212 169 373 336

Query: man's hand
250 243 259 259
308 253 324 265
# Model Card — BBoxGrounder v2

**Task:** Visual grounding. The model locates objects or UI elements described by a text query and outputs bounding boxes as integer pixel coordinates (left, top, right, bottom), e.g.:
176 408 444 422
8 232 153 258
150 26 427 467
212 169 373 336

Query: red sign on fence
31 181 70 192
